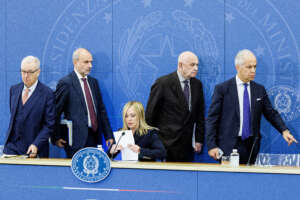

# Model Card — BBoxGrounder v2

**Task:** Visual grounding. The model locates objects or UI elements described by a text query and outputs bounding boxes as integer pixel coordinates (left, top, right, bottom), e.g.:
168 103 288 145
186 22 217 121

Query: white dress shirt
22 80 38 100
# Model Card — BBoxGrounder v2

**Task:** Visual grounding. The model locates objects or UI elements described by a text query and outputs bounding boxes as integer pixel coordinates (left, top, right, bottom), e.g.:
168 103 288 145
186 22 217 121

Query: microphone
247 137 259 166
110 132 125 161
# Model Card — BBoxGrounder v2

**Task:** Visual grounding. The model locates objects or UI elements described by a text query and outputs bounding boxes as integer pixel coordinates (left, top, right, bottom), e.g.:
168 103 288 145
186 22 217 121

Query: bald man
146 51 205 162
52 48 113 158
206 49 297 165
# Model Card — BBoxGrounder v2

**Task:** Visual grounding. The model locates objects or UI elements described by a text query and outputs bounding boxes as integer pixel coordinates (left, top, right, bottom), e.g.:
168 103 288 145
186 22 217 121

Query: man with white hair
206 49 297 164
146 51 205 162
3 56 55 158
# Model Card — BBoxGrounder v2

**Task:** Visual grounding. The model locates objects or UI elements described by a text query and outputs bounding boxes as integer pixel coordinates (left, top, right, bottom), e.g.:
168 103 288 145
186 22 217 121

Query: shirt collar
23 80 38 91
235 75 250 86
177 70 189 83
74 69 87 80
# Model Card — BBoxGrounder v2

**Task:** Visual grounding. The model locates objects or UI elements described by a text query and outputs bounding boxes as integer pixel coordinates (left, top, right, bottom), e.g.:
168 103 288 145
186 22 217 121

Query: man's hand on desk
55 139 67 148
208 147 219 160
194 142 202 153
26 144 38 158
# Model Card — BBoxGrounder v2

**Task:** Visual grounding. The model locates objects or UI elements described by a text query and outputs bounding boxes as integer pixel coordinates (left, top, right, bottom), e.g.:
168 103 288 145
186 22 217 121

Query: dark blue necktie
183 80 190 105
242 83 251 140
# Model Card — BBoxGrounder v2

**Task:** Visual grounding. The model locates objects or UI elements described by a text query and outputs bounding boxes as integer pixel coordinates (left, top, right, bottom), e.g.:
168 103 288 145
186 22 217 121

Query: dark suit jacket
3 81 55 157
108 129 166 161
52 71 113 150
146 71 205 161
206 77 287 157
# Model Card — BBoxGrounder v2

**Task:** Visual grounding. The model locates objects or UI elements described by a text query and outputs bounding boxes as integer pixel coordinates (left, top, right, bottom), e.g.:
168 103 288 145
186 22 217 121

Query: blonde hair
121 101 157 135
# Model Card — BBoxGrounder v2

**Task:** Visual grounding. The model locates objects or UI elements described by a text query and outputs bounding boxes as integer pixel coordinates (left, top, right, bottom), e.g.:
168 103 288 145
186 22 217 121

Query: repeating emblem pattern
268 85 300 122
71 147 111 183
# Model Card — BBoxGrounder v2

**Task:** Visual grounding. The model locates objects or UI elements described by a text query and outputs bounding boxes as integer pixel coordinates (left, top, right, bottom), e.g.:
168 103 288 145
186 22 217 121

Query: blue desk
0 159 299 200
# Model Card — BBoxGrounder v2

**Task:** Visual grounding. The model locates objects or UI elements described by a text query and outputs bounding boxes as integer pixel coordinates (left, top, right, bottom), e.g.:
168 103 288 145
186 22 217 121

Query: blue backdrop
1 0 300 162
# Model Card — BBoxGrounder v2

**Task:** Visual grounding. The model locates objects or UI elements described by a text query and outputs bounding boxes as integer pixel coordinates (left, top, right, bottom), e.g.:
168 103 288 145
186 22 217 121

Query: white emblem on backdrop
268 85 300 122
116 10 220 104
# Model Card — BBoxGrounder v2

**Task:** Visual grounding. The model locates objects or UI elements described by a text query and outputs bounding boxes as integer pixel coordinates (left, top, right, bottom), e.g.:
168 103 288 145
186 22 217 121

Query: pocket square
256 98 262 101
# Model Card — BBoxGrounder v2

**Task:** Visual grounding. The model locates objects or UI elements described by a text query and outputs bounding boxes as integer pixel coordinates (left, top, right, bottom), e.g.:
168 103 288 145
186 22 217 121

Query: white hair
234 49 255 66
72 48 90 61
21 56 40 69
178 51 197 64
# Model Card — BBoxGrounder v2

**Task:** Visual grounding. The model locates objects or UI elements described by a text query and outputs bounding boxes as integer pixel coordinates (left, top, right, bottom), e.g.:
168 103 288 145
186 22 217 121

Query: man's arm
32 90 56 151
145 80 163 126
206 85 223 153
51 80 69 147
261 87 288 132
94 80 113 142
194 81 205 152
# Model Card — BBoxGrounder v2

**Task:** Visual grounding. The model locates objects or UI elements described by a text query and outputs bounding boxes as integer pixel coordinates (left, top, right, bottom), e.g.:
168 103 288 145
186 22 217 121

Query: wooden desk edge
0 158 299 174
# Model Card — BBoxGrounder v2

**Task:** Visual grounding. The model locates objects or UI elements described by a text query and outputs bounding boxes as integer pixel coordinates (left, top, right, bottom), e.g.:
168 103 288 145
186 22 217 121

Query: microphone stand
110 132 125 161
247 137 259 166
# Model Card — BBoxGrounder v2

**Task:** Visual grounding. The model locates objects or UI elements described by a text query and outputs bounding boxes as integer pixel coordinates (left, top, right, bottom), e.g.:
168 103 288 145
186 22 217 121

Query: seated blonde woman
109 101 166 161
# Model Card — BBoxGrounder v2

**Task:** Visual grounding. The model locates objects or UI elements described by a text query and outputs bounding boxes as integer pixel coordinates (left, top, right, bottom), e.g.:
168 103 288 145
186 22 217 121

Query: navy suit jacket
206 77 287 156
4 81 55 157
146 71 205 161
52 71 113 150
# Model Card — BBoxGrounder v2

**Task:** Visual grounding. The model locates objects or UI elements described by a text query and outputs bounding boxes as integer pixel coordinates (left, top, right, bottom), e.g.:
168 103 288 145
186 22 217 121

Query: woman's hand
127 144 141 153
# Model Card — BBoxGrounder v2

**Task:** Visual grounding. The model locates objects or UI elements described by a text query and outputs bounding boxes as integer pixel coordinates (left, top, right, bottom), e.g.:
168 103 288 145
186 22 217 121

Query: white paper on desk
113 130 138 161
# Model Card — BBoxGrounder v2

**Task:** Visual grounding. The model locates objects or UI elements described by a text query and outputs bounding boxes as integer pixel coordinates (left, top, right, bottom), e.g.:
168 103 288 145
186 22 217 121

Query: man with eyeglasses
146 51 205 162
206 49 298 165
3 56 55 158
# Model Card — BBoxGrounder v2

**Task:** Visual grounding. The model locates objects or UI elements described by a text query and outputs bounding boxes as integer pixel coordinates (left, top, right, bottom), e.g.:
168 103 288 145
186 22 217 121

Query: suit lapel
190 78 197 111
170 72 189 111
229 78 240 119
11 84 23 119
249 81 257 133
71 72 88 114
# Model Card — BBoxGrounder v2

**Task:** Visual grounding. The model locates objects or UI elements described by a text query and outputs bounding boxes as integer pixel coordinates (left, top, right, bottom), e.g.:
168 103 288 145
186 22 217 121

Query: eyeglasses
21 68 39 75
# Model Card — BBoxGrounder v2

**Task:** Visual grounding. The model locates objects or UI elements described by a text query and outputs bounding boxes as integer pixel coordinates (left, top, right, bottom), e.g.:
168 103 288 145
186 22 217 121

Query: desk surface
0 158 299 174
1 158 300 200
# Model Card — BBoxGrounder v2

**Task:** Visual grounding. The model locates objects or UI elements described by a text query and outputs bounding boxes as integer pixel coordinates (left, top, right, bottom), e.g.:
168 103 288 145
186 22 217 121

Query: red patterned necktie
22 88 30 105
81 78 98 132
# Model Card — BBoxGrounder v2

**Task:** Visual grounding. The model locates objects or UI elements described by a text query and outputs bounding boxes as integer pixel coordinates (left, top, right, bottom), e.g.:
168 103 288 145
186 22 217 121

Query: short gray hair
178 51 197 64
72 48 90 61
234 49 255 66
21 56 40 69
